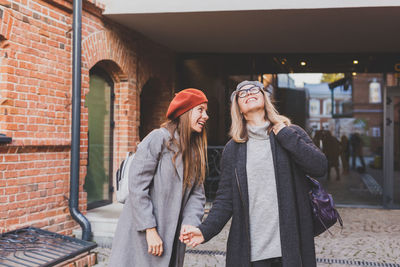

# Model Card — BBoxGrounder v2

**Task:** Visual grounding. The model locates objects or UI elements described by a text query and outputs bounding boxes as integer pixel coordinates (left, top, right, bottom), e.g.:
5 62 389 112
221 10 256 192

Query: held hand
272 121 286 135
179 224 196 244
179 224 194 241
146 228 163 256
179 226 204 248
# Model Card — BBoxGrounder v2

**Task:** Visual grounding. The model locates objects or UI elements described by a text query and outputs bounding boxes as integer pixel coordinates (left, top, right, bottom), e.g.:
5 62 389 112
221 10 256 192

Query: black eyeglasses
230 84 272 102
237 87 262 98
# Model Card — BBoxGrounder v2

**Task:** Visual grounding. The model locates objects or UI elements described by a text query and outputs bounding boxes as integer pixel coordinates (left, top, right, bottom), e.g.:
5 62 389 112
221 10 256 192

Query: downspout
69 0 92 241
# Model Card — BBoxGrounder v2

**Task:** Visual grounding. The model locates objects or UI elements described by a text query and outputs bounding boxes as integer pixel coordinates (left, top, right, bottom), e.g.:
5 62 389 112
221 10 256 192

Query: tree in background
321 73 345 83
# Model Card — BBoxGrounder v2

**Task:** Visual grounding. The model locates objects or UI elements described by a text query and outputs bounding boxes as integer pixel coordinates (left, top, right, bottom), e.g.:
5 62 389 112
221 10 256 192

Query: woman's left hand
179 224 194 242
272 122 286 135
179 225 204 248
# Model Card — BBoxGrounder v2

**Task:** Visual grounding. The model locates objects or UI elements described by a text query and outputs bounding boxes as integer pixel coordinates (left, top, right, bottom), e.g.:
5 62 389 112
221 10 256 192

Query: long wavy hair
161 110 208 188
229 89 291 143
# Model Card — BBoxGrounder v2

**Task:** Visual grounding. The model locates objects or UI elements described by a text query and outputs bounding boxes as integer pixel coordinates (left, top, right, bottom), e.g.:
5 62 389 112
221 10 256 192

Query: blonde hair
229 90 291 143
161 110 208 188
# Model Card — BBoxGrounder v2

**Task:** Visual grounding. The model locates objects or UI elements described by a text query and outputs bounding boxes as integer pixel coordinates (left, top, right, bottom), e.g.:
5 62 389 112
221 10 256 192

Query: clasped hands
179 224 204 248
146 225 204 257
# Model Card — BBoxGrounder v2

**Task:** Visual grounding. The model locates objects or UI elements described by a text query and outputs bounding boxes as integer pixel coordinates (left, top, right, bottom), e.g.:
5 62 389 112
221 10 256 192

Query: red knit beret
166 88 208 120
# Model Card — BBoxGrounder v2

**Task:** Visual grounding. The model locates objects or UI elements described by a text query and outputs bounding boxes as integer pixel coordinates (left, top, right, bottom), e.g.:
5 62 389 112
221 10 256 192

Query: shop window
323 99 332 115
309 99 320 116
371 127 381 137
310 121 320 130
369 78 382 103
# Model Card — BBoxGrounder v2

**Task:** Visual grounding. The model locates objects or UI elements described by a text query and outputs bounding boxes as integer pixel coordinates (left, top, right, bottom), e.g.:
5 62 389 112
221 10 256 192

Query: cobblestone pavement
95 208 400 267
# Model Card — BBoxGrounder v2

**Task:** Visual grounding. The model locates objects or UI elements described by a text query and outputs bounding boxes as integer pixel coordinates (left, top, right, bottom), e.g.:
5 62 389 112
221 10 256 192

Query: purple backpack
307 176 343 236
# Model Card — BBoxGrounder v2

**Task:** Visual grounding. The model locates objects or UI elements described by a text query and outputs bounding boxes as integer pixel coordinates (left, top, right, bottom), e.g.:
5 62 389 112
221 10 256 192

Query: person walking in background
181 81 327 267
350 132 366 172
313 130 341 180
340 135 350 174
109 89 209 267
322 131 341 180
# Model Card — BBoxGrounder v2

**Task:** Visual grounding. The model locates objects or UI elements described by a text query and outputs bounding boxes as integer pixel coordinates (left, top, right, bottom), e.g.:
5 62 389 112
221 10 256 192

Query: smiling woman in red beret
110 88 209 267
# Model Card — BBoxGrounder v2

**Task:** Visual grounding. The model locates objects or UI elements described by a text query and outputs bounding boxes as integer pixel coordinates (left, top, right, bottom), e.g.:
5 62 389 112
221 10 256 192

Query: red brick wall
352 73 384 155
136 39 175 139
56 251 96 267
0 0 175 234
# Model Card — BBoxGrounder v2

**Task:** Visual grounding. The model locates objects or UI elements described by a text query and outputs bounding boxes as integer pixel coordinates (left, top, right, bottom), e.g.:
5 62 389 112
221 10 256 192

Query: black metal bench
0 227 97 267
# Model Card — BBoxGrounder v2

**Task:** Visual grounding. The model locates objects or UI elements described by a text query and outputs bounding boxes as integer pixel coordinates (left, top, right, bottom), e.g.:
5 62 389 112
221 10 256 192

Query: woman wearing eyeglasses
180 81 327 267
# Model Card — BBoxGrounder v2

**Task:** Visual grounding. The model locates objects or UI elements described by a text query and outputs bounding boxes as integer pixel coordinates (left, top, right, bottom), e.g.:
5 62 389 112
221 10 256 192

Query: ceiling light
300 61 307 66
353 60 359 64
352 72 357 76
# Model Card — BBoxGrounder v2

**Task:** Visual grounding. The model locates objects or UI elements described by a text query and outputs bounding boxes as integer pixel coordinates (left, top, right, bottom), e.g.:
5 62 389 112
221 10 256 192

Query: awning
102 1 400 54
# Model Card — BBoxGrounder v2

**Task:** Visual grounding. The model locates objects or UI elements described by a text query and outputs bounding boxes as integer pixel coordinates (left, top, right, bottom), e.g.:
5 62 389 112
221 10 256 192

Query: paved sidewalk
95 207 400 267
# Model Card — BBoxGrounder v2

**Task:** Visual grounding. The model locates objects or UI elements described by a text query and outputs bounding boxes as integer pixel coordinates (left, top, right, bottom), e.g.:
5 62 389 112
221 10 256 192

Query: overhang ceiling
105 7 400 54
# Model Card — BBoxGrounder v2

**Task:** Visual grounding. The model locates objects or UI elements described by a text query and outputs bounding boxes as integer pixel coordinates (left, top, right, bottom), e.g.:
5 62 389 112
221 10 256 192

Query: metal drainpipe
70 0 92 241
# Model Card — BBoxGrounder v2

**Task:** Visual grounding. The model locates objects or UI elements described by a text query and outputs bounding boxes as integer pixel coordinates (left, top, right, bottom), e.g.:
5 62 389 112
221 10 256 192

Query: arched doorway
84 66 115 209
139 79 164 140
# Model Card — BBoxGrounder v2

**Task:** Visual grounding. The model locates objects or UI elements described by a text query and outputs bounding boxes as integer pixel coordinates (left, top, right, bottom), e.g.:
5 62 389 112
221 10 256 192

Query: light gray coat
109 128 206 267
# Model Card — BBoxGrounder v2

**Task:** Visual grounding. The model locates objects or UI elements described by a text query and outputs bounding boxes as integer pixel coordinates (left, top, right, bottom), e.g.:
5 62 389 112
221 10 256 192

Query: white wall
104 0 400 14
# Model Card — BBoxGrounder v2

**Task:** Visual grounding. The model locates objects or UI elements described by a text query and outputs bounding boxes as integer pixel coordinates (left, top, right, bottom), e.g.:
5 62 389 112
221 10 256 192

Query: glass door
84 68 115 209
300 73 384 207
383 87 400 208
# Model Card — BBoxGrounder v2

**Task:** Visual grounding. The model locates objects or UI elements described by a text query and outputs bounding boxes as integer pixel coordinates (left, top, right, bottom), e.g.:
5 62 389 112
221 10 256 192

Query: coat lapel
269 132 279 179
236 142 249 212
270 131 304 264
167 129 183 181
175 153 184 181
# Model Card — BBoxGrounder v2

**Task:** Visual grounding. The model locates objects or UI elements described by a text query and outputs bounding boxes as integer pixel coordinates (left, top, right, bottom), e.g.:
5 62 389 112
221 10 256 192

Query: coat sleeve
198 143 233 242
181 183 206 226
127 128 166 232
275 125 328 177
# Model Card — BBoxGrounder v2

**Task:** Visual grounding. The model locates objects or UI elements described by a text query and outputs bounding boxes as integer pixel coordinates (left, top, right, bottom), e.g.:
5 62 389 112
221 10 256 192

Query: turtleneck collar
247 121 270 140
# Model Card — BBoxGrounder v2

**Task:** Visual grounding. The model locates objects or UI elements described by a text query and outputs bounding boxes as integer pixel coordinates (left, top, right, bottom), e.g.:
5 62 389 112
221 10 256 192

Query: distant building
304 82 352 134
277 74 296 89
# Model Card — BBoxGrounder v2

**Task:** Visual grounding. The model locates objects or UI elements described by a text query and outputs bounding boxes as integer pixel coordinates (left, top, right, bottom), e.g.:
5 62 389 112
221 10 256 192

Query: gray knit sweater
246 122 282 261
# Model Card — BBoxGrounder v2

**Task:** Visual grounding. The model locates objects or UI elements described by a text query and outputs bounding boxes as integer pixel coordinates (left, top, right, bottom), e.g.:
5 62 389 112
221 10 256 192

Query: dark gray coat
199 125 328 267
109 128 205 267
